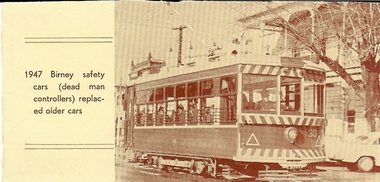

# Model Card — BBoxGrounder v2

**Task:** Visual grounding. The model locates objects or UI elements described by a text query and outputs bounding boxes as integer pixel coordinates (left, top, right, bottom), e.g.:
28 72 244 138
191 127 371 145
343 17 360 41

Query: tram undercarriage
131 151 321 180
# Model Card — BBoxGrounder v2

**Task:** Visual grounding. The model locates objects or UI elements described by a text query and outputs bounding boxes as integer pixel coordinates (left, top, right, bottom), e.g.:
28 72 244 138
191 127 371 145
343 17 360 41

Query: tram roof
128 54 325 85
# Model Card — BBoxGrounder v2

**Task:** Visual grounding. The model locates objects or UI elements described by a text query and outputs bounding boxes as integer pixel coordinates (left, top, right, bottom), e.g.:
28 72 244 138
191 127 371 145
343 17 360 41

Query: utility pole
173 25 187 67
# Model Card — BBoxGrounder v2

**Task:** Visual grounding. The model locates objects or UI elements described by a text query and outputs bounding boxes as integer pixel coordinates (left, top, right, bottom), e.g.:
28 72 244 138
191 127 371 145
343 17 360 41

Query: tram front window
280 77 301 115
304 82 324 116
242 74 277 113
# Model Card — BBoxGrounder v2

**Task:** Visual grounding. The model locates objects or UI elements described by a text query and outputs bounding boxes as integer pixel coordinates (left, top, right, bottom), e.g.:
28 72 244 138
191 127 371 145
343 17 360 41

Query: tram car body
124 55 326 176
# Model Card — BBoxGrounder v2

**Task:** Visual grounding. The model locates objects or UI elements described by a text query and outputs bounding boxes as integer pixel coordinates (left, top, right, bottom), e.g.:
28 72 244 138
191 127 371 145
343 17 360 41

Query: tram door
124 86 135 148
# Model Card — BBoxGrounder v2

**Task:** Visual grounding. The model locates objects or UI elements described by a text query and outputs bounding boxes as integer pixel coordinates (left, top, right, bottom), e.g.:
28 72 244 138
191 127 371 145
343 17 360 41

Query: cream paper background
2 2 115 181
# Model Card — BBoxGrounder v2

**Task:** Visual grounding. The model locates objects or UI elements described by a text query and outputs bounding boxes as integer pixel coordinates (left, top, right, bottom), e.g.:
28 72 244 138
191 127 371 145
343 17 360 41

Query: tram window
135 105 143 124
200 97 216 122
146 104 154 124
201 79 213 96
304 83 324 116
155 88 164 101
178 100 187 109
167 101 176 123
221 76 236 94
220 76 237 122
165 86 174 101
156 103 165 124
242 74 277 113
147 89 154 103
176 84 186 99
136 90 147 104
187 82 198 97
188 99 198 123
176 100 187 123
280 77 301 115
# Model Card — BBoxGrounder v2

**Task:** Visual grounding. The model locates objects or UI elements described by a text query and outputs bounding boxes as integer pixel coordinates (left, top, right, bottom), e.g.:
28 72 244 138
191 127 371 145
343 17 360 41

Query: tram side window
155 88 164 101
167 101 176 123
200 97 217 122
280 77 301 115
135 90 147 124
135 105 143 124
135 90 147 105
176 84 186 99
304 83 324 116
187 82 198 123
146 104 154 124
175 100 187 123
242 74 277 113
156 103 165 124
201 79 213 96
163 86 175 123
147 89 154 102
165 86 174 101
220 76 237 122
199 79 215 122
188 98 198 123
135 89 154 104
221 76 236 94
187 82 198 97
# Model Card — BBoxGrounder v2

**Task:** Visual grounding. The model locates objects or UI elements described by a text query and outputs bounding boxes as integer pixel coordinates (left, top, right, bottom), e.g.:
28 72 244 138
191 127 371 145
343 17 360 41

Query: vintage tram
123 55 326 177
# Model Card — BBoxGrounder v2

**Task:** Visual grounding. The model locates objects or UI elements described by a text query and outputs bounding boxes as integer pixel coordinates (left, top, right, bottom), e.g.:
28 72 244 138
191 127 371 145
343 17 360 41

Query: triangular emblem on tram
315 136 323 147
246 132 260 146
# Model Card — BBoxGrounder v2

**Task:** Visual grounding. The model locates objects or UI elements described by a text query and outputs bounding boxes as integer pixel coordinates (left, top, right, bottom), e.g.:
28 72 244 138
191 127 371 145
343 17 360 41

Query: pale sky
115 2 287 85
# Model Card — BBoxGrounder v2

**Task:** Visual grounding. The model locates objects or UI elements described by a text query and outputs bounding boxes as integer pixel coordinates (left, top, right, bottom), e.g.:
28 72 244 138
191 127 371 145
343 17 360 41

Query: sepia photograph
114 2 380 181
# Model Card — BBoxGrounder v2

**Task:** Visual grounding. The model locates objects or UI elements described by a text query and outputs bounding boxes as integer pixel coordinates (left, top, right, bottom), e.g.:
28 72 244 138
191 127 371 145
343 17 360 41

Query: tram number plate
308 128 318 138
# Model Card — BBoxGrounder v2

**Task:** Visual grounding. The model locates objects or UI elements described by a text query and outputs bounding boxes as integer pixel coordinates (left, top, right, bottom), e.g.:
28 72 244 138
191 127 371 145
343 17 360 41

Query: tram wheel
147 156 154 165
201 164 216 178
163 165 174 173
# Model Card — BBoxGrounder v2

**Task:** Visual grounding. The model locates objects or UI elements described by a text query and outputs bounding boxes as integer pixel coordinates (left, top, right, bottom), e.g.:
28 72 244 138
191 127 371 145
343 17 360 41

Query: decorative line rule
24 36 113 43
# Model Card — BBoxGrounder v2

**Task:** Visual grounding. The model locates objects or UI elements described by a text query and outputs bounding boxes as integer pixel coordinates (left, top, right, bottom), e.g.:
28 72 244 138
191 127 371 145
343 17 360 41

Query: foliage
239 2 380 131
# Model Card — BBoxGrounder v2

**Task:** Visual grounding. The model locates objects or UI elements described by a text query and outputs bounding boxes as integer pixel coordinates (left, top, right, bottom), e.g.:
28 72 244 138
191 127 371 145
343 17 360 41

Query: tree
238 2 380 131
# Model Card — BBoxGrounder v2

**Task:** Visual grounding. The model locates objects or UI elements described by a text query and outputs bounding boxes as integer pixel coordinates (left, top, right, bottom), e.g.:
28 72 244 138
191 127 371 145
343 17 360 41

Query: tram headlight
284 127 298 144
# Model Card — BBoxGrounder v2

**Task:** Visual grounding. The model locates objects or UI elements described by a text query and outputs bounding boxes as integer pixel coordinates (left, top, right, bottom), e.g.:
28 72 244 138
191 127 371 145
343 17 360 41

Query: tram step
258 174 292 178
259 170 289 174
291 172 318 177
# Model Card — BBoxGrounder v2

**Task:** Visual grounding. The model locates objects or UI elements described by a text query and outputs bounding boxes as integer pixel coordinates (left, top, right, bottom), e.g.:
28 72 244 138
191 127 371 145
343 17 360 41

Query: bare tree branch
276 18 364 99
336 33 360 54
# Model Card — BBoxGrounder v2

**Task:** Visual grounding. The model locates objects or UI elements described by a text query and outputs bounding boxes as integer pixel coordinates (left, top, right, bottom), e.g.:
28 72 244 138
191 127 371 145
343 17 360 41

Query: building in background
129 52 166 80
115 85 126 149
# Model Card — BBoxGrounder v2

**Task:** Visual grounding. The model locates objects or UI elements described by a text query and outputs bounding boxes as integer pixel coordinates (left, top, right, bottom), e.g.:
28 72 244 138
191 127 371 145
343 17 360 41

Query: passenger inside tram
140 108 146 123
280 91 294 111
169 110 175 123
188 100 198 123
136 107 143 124
200 98 214 122
177 104 185 122
156 106 164 123
256 89 276 111
242 93 256 110
221 77 236 94
170 104 186 123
